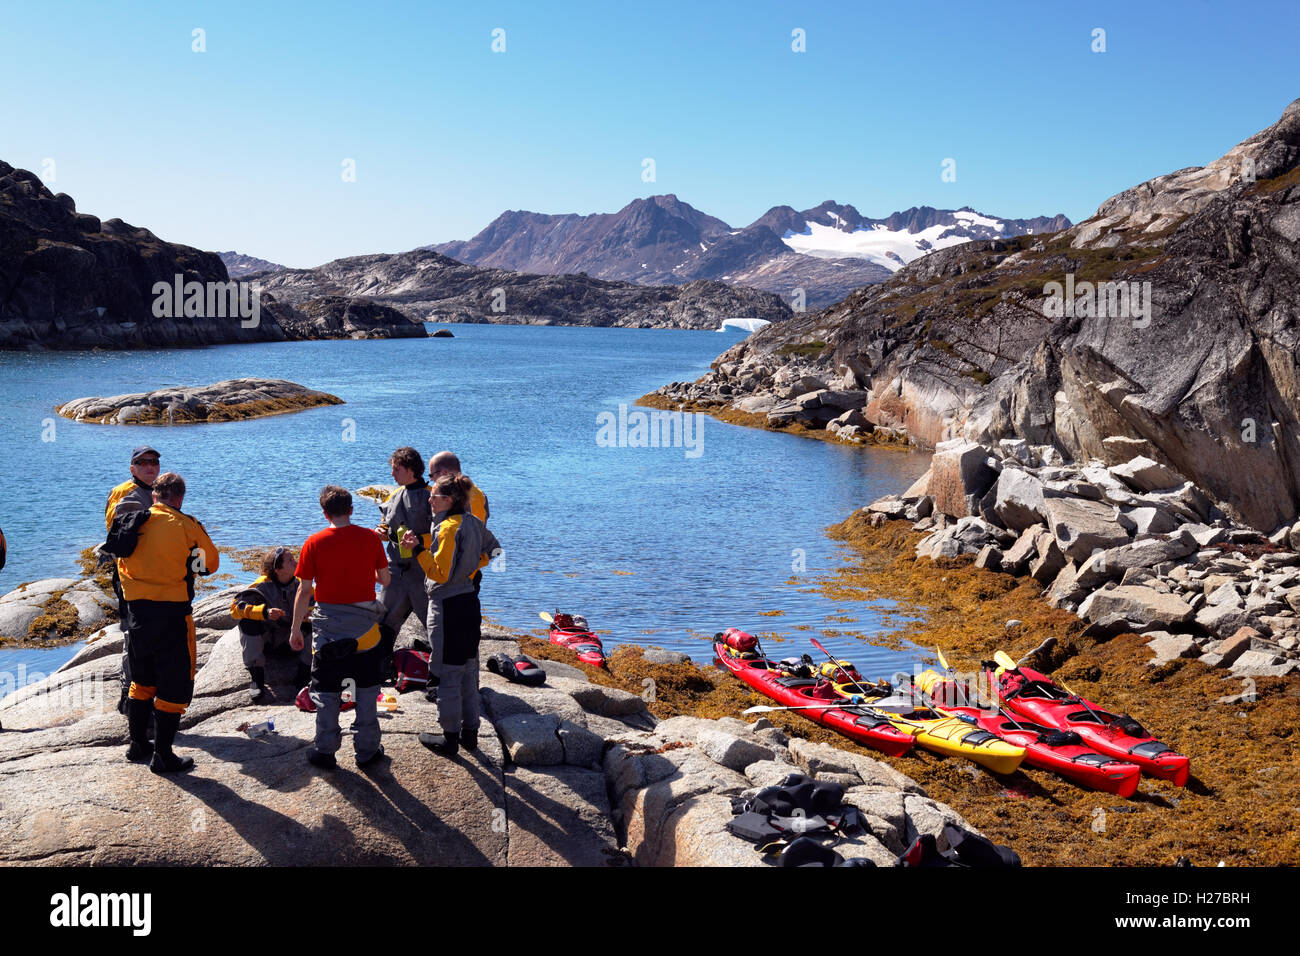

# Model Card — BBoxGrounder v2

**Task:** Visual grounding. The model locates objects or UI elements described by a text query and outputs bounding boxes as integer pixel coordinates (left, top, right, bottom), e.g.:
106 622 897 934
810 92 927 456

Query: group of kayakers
102 444 499 775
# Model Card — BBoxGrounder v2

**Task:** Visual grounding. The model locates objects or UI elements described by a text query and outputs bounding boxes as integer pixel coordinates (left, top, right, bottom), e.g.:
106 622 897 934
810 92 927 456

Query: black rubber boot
125 697 154 763
149 711 194 775
418 731 459 757
307 750 337 769
461 727 478 751
247 666 267 702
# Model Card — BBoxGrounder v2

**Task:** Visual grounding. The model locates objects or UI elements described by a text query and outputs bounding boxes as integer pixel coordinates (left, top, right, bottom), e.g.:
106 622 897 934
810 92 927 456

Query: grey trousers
437 655 480 735
240 626 311 670
425 596 445 685
380 568 429 634
311 684 381 759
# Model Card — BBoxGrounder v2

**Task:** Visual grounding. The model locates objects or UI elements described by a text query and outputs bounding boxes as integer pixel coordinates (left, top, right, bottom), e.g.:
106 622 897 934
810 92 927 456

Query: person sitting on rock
375 446 433 662
231 547 313 701
401 473 501 758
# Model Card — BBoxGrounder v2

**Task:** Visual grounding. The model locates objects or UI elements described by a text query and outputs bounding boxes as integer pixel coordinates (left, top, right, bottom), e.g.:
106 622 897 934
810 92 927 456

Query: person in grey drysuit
375 447 433 672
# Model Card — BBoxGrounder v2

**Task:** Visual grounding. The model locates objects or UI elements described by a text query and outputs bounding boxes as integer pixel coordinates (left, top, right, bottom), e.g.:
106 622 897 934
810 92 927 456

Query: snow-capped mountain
433 197 1070 309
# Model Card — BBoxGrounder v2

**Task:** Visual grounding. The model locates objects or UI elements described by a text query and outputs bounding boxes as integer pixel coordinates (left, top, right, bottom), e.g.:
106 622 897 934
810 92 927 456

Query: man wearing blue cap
105 446 162 716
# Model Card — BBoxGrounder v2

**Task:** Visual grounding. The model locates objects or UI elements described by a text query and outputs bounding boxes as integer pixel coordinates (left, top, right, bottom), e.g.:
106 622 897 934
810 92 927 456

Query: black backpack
103 509 152 559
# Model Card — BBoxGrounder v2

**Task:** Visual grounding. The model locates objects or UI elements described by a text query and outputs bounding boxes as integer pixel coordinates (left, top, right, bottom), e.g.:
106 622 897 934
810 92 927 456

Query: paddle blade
810 637 830 657
742 705 775 715
936 646 951 672
538 611 554 624
994 650 1018 671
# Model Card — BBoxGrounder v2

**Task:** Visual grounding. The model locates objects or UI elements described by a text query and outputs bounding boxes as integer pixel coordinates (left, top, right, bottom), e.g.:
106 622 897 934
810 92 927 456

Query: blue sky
2 0 1296 267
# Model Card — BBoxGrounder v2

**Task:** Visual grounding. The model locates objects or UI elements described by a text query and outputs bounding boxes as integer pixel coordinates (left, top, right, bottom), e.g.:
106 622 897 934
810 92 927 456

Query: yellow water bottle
397 525 412 559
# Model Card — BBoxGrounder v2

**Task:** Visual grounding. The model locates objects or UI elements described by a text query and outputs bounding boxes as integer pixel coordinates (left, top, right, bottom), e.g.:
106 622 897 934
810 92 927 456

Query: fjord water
0 324 928 684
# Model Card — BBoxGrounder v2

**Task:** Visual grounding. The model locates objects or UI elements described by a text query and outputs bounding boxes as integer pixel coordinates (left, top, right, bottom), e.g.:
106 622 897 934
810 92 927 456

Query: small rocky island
55 378 344 425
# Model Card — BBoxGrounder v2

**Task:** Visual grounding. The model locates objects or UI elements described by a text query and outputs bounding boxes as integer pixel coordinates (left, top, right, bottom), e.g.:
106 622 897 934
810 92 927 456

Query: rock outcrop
0 578 116 643
652 99 1300 532
0 162 426 350
55 378 344 425
250 249 793 330
868 445 1300 678
0 616 974 866
218 251 285 279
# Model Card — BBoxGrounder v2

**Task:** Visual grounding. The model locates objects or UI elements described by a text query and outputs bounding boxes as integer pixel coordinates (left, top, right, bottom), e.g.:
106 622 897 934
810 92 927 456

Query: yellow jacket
119 503 219 603
412 512 499 599
104 478 154 532
230 574 313 621
469 483 489 523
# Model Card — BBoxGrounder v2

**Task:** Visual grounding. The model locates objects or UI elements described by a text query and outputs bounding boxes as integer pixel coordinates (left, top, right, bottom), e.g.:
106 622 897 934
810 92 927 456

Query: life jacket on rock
487 653 547 686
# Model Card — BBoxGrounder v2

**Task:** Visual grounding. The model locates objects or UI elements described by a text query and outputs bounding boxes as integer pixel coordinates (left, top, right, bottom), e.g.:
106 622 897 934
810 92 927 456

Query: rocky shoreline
0 606 982 867
862 440 1300 681
55 378 344 426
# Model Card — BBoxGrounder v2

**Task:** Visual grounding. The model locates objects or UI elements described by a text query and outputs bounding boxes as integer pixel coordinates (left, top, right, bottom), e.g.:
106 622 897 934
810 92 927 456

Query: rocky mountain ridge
434 195 1071 310
654 98 1300 533
219 251 285 278
249 248 792 329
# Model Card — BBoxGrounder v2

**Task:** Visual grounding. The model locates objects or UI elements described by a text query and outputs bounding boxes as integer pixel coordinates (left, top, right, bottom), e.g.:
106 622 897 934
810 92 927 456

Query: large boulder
1110 456 1186 493
1195 603 1259 640
1028 533 1067 583
992 468 1048 532
1044 497 1132 562
928 439 997 517
1002 526 1042 573
917 517 1012 560
1074 533 1199 589
1079 585 1196 631
0 578 99 642
192 585 246 631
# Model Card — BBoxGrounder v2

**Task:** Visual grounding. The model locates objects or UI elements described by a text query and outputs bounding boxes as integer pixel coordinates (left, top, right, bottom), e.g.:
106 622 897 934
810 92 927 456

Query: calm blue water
0 324 929 693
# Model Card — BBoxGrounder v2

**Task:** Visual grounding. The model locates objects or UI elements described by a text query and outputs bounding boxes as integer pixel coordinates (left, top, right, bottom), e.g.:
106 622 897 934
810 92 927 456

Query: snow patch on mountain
780 221 982 272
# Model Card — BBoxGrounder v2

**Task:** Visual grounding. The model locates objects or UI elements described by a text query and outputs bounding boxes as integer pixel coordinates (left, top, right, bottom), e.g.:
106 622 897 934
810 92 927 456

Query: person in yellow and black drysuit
401 472 501 758
105 445 162 715
118 471 219 774
231 547 313 701
424 450 490 698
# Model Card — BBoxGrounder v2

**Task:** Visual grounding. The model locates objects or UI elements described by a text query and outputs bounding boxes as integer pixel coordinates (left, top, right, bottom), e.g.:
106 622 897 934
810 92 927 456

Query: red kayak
989 662 1190 786
917 672 1142 797
548 612 606 668
714 641 915 758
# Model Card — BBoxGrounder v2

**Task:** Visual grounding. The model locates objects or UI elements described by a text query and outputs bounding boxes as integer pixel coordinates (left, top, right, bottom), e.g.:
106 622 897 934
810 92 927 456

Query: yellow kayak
832 680 1026 774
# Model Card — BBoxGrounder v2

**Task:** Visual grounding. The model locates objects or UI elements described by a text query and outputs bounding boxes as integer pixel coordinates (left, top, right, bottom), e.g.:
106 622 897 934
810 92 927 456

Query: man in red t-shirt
291 486 391 770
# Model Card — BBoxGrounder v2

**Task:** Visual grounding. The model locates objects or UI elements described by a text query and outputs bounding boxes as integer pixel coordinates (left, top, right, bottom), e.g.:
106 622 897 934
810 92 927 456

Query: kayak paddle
742 702 857 715
809 637 879 700
998 649 1108 726
938 645 1030 732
